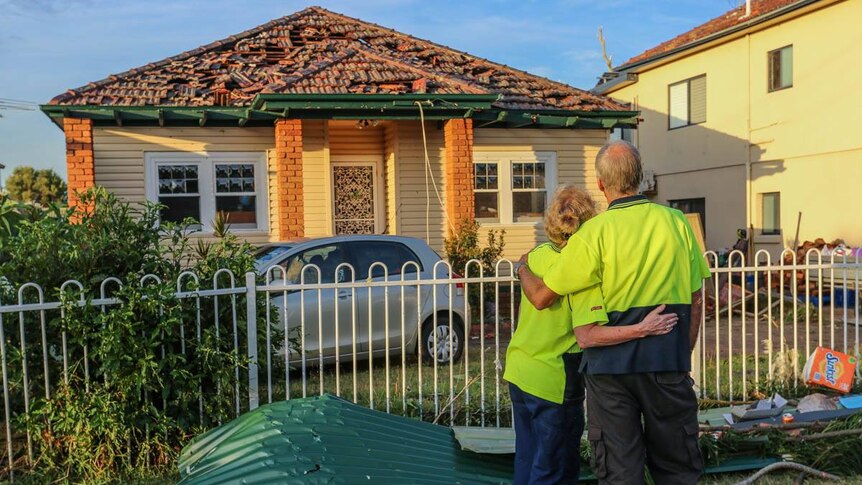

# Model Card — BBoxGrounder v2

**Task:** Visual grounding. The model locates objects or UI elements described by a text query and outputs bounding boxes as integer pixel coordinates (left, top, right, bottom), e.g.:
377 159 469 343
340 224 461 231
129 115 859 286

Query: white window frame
473 151 557 226
668 74 706 129
145 152 269 234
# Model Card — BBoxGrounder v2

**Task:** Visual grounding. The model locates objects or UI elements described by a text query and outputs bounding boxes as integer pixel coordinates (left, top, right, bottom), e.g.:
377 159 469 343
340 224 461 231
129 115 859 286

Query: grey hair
595 140 643 195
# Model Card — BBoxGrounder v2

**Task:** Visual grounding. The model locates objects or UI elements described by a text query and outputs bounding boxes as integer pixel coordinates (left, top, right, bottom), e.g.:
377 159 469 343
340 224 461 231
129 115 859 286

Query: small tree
444 219 505 322
5 166 67 205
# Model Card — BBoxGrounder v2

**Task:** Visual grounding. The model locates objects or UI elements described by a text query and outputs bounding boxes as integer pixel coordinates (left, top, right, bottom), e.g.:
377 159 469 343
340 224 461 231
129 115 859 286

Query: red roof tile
621 0 804 68
50 6 624 112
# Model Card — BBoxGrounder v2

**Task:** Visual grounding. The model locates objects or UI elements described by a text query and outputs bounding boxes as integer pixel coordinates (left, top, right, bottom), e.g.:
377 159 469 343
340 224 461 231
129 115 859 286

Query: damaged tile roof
620 0 804 68
50 6 623 112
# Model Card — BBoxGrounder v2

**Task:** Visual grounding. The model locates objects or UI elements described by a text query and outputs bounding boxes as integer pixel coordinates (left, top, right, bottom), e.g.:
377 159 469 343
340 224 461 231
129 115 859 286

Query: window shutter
669 82 689 129
689 76 707 124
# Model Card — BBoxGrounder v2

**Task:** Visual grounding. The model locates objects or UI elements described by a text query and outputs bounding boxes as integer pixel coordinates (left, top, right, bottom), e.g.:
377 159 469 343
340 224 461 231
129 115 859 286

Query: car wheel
421 315 465 365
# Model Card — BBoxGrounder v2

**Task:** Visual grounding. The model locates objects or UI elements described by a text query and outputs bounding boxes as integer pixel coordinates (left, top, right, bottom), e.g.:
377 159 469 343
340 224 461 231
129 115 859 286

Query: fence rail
0 250 860 477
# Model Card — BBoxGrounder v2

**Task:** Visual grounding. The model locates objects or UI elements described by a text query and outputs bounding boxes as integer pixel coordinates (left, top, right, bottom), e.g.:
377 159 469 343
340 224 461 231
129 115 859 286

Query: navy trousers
510 352 585 485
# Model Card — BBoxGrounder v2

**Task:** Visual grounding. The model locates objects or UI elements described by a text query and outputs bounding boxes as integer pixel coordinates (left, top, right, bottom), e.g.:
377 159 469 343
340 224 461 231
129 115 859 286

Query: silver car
256 235 467 365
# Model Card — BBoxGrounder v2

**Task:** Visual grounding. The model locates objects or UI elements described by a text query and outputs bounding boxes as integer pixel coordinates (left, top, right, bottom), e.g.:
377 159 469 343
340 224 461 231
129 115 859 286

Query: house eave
41 93 638 130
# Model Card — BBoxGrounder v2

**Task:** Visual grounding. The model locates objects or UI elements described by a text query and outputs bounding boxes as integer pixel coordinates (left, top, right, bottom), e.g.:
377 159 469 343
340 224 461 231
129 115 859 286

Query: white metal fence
0 250 860 475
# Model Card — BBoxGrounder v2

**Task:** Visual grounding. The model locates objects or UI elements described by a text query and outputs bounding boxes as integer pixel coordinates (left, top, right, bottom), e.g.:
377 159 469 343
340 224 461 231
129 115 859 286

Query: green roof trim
41 93 639 129
177 394 515 484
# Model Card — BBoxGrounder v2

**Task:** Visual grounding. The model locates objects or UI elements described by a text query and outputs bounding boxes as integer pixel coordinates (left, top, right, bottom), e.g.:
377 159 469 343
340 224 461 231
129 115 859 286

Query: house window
768 45 793 92
474 162 500 223
214 164 257 228
669 198 706 232
668 75 706 129
512 161 547 222
473 152 557 225
157 164 201 225
609 127 635 144
146 153 268 232
761 192 781 235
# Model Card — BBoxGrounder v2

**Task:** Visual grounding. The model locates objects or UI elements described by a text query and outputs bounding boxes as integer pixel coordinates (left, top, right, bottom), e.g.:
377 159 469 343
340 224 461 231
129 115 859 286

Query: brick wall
444 119 475 233
64 117 95 208
274 119 304 240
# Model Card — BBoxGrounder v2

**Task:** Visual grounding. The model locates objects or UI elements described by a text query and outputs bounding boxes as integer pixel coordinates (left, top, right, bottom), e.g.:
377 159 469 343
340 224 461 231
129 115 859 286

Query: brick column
274 119 304 240
444 118 475 234
64 117 95 208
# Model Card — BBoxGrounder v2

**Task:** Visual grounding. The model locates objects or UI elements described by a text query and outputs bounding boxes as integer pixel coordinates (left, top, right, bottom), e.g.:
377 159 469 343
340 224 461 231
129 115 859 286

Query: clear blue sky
0 0 737 179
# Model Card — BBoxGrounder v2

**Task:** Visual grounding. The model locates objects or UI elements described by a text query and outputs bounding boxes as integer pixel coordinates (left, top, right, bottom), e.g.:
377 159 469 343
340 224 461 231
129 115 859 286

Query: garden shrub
0 188 278 482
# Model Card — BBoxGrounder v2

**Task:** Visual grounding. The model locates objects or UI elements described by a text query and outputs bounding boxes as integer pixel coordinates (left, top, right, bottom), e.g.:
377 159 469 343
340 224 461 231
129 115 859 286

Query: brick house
42 6 635 258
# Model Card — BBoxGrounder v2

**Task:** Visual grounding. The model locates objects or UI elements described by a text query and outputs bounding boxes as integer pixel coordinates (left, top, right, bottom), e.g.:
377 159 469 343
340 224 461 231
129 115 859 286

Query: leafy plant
5 166 67 206
0 188 279 482
444 219 506 321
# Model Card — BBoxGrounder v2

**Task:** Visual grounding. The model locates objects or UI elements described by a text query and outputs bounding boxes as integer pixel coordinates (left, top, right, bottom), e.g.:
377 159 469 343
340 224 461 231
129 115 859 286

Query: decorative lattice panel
333 166 376 235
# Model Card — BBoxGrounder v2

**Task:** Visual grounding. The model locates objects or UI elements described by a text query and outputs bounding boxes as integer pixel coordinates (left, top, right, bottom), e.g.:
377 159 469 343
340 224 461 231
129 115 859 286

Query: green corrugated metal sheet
177 394 514 484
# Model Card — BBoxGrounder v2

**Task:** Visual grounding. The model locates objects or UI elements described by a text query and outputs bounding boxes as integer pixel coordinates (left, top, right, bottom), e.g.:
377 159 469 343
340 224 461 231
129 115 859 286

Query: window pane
780 46 793 88
762 193 780 235
669 198 706 232
689 76 706 124
513 191 546 222
474 163 499 190
669 82 689 129
158 196 200 224
475 192 499 221
216 195 257 225
158 164 198 194
215 163 255 193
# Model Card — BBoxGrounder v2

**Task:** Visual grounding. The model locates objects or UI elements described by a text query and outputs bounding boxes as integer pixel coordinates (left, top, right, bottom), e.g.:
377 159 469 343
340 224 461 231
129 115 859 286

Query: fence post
245 272 259 411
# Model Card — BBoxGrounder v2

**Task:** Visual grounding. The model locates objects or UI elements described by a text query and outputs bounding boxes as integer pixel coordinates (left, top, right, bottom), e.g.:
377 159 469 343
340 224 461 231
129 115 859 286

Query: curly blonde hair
544 184 598 248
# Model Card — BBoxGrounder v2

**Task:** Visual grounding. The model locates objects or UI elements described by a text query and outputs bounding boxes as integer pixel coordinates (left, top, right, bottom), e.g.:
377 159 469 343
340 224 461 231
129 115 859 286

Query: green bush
0 188 277 482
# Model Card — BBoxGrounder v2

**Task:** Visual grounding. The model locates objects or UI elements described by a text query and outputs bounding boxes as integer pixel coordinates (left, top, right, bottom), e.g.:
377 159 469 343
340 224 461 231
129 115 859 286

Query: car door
272 243 354 365
347 241 424 357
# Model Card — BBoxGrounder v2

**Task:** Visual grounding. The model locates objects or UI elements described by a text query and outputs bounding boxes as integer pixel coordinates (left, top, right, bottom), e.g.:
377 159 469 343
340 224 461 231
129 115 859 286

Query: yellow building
42 7 633 261
595 0 861 255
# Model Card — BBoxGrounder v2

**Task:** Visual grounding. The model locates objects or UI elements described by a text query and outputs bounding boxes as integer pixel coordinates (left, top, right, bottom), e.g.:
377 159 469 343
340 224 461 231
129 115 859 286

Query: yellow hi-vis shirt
504 242 604 403
544 195 711 375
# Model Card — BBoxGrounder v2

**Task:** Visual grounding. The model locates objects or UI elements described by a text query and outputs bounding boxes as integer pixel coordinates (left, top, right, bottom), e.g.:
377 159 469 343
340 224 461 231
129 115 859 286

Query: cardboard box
803 347 857 393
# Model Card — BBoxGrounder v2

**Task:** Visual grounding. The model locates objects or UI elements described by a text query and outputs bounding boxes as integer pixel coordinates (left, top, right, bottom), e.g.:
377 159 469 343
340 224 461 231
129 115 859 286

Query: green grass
262 351 513 427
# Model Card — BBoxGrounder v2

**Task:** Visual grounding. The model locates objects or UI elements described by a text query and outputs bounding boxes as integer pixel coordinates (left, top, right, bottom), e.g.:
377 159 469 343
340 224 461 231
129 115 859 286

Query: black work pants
585 372 702 485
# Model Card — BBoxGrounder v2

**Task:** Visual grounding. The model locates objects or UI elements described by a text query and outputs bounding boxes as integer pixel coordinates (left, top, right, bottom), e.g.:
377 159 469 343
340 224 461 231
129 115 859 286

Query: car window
348 241 423 278
255 245 293 267
282 244 347 284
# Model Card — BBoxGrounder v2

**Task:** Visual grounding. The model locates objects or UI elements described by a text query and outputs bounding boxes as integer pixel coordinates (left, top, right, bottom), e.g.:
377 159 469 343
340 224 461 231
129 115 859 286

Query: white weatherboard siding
92 126 275 245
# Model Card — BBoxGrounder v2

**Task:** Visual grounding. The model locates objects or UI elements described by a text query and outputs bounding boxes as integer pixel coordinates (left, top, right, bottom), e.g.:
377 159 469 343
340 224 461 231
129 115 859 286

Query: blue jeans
510 353 586 485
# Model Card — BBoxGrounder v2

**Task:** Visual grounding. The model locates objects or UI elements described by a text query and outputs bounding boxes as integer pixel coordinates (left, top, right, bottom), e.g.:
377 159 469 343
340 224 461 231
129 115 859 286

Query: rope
733 462 841 485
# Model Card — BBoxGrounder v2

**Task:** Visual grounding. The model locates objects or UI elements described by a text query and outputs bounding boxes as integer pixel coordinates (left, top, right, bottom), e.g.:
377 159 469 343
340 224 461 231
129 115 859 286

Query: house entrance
331 161 382 235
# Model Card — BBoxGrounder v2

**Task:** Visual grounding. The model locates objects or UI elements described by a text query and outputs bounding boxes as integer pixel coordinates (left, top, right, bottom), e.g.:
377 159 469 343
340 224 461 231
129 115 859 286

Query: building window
474 162 500 223
668 75 706 129
512 162 547 222
761 192 781 235
609 127 635 144
768 45 793 92
146 153 268 232
473 152 557 225
669 198 706 232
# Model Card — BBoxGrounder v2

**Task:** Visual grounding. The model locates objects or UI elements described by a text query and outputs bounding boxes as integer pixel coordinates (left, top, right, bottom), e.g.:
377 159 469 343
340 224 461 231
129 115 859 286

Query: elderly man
517 141 711 485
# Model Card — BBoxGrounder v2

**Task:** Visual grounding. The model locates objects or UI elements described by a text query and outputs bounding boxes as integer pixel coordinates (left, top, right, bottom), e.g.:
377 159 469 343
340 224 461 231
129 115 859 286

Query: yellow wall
607 0 860 253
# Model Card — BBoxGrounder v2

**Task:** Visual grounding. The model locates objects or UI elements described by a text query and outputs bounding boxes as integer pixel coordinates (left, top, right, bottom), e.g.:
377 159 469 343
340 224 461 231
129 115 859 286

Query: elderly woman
504 184 678 485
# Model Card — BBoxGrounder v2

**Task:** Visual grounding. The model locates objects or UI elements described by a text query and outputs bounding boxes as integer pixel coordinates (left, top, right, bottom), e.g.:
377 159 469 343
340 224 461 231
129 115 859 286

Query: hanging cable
415 101 455 241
